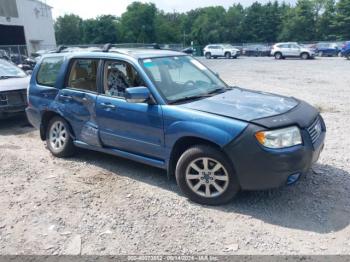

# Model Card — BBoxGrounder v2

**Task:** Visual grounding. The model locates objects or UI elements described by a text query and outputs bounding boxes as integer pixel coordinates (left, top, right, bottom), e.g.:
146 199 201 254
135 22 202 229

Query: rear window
37 57 64 87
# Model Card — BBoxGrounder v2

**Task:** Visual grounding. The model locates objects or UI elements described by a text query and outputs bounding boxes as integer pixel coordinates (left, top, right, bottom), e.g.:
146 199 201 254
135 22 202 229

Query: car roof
40 48 186 60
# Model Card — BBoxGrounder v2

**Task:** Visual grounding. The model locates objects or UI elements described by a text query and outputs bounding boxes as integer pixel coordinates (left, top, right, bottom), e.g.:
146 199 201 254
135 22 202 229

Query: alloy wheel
49 120 68 151
185 157 229 198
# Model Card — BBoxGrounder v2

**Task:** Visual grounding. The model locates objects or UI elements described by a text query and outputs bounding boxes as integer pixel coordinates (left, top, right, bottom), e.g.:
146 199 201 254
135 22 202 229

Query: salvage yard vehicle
271 42 315 60
314 42 340 57
242 44 271 57
26 46 326 205
0 59 30 119
203 44 240 59
341 41 350 59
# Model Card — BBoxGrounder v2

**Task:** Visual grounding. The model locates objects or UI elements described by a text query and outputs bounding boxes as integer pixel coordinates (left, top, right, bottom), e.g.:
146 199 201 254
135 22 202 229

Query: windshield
141 56 227 103
0 59 26 78
224 44 234 49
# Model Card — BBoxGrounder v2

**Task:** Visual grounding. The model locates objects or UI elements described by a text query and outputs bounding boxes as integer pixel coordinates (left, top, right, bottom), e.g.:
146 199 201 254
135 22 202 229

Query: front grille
307 117 322 144
0 93 8 106
0 90 27 107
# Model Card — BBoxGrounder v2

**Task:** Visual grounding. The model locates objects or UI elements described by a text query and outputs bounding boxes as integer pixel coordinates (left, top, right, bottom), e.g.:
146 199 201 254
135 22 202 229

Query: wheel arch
40 111 75 141
167 136 235 179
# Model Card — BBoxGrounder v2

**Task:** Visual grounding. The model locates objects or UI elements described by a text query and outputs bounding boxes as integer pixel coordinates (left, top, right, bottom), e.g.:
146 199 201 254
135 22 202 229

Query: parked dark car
341 41 350 59
315 42 340 57
181 47 195 55
0 49 10 60
26 48 326 205
243 44 271 56
0 59 30 119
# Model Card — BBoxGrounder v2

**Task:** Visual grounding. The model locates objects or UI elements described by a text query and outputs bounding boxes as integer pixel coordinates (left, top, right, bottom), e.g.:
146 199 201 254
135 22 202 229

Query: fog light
287 173 301 185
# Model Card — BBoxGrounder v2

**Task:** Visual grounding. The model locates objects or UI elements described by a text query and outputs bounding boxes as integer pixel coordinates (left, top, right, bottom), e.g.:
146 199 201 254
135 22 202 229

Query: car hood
181 88 300 124
0 76 30 92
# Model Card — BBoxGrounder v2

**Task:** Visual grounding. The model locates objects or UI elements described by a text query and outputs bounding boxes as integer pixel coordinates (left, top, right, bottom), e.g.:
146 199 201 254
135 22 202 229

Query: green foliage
333 0 350 39
55 0 350 46
55 14 83 45
83 15 119 44
119 2 157 43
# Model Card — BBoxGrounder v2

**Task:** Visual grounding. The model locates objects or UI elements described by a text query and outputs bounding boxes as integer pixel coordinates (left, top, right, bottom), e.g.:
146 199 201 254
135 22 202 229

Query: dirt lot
0 57 349 255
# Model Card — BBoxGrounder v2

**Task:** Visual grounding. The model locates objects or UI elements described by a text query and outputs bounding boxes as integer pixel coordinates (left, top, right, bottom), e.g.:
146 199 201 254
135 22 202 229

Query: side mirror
125 87 151 103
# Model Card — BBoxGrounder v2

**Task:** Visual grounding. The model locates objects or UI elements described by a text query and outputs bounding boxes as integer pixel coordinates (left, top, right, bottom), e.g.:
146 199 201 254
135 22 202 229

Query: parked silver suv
203 44 240 59
271 42 315 60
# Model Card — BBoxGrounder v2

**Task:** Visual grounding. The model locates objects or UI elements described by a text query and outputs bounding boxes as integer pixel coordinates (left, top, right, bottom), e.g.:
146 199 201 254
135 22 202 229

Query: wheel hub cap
185 157 229 198
49 121 67 150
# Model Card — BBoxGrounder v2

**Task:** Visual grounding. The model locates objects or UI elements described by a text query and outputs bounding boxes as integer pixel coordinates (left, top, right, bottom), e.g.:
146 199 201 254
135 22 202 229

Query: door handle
100 103 116 110
59 94 73 100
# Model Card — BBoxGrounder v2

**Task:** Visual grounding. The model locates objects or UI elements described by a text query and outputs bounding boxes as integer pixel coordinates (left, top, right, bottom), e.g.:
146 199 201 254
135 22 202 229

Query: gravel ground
0 57 349 255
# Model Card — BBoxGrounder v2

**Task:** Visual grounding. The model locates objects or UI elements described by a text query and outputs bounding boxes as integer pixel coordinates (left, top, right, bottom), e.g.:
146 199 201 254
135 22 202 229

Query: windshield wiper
207 87 227 95
0 76 20 79
169 94 212 104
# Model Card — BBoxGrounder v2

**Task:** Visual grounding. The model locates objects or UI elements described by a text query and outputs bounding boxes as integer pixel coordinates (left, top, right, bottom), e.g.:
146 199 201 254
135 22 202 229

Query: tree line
55 0 350 46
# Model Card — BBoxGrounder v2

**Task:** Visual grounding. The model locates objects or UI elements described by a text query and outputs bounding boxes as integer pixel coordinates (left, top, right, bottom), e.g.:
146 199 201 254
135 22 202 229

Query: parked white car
203 44 240 59
271 42 315 60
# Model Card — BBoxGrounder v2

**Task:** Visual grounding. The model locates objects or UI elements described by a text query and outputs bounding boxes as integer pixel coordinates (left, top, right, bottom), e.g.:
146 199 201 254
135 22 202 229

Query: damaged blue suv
26 46 326 205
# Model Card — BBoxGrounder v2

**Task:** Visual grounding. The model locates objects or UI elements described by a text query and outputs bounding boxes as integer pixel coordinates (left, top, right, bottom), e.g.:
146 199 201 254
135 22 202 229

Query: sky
45 0 294 19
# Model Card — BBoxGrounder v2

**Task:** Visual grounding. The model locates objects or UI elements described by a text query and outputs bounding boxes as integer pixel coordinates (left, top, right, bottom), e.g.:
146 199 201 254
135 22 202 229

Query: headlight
255 126 302 149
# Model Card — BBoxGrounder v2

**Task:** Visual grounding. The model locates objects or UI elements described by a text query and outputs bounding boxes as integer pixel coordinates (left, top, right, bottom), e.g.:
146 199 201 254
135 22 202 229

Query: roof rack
102 43 161 52
55 45 68 53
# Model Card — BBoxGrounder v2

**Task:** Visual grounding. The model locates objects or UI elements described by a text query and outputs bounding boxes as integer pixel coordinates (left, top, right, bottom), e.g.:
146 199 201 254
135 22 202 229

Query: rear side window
37 57 64 87
67 59 99 92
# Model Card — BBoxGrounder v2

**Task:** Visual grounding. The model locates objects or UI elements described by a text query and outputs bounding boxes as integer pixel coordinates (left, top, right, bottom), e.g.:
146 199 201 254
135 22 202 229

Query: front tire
225 52 231 59
175 145 240 205
46 116 75 158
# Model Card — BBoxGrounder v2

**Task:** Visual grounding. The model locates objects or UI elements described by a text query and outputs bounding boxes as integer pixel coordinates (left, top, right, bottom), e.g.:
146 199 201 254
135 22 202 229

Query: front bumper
224 116 326 190
0 90 27 118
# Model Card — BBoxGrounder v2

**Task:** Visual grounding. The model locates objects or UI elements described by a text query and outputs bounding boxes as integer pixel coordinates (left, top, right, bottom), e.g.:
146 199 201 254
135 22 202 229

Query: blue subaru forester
26 46 326 205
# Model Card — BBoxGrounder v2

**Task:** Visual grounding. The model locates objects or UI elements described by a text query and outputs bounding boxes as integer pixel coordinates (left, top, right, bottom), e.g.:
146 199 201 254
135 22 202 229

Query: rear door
95 59 164 159
58 58 101 146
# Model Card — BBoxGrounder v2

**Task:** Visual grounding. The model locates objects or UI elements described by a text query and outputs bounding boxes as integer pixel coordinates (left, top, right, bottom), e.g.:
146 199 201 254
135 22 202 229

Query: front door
58 58 101 146
96 59 164 159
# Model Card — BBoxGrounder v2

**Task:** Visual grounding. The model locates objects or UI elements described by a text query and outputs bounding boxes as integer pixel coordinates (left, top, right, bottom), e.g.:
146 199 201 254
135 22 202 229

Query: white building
0 0 56 55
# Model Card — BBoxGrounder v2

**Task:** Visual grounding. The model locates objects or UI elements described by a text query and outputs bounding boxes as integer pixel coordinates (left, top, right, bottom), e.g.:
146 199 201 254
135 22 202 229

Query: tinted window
37 57 64 87
67 59 99 92
103 60 146 98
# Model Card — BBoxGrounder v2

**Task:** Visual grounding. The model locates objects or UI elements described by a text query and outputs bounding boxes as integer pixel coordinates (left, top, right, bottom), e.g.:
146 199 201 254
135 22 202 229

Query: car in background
0 50 10 61
314 42 340 57
271 42 315 60
242 44 271 57
181 47 195 55
341 41 350 59
26 47 325 205
0 59 30 119
203 44 240 59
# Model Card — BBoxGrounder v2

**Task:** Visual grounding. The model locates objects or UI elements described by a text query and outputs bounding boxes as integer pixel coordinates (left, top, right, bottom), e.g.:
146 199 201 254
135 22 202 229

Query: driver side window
103 60 146 98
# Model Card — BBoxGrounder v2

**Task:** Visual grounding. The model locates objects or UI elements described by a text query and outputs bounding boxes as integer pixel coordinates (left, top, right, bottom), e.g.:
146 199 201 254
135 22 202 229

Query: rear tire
274 52 282 60
205 52 211 59
301 52 309 60
175 145 240 205
46 116 75 158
